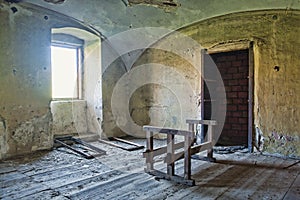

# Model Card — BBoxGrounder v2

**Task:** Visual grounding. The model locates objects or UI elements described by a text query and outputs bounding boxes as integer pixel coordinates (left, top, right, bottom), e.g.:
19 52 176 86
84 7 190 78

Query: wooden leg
207 125 215 162
207 149 213 158
184 134 192 180
188 123 196 145
146 131 154 172
167 134 174 176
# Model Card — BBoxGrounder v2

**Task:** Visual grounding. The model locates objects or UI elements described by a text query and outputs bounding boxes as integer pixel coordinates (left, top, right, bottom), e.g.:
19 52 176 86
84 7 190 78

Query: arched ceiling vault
21 0 300 38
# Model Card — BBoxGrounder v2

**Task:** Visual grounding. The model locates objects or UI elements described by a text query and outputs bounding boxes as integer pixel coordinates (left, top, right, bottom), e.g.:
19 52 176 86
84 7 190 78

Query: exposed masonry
210 50 249 146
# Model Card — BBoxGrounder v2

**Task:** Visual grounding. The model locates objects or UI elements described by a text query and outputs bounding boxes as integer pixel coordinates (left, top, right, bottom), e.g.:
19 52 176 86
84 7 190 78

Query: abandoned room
0 0 299 199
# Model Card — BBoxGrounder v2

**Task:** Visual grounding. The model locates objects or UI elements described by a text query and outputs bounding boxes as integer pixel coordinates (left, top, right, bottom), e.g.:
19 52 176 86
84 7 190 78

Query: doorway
204 49 252 146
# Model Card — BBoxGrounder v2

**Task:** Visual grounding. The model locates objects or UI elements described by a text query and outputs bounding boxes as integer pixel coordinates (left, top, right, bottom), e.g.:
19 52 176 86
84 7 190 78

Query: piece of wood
164 142 212 164
111 137 144 149
184 134 192 180
143 126 193 137
54 139 93 159
143 141 185 158
207 125 213 158
72 138 106 155
148 169 195 186
98 138 143 151
186 119 217 126
167 134 175 176
145 131 154 172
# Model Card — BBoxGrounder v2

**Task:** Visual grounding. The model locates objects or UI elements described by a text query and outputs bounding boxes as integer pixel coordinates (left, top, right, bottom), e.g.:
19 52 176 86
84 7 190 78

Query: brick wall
209 50 249 145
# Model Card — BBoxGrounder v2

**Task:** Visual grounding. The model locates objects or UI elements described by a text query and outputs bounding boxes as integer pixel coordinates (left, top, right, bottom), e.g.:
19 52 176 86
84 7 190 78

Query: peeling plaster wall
50 100 88 136
83 40 103 137
25 0 300 38
102 58 128 137
0 1 102 159
0 120 7 160
130 48 201 137
0 2 53 159
130 10 299 157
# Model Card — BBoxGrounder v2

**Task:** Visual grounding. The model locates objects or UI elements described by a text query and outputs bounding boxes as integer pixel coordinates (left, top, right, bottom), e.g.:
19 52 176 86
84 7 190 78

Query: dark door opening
204 49 250 146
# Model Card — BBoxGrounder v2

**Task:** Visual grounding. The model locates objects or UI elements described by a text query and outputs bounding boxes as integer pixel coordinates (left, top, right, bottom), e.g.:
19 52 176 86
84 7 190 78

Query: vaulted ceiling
23 0 300 38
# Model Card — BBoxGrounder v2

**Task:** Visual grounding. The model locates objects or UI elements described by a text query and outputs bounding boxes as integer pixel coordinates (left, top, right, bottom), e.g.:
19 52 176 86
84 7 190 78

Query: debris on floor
98 137 144 151
213 145 248 154
54 136 106 159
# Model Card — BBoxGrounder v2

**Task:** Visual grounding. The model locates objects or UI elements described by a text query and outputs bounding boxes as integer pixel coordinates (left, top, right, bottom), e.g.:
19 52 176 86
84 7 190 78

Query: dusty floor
0 138 299 200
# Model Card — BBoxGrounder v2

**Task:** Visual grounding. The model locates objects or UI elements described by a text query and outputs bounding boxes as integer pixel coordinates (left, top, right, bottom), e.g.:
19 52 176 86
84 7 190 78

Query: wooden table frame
143 119 217 186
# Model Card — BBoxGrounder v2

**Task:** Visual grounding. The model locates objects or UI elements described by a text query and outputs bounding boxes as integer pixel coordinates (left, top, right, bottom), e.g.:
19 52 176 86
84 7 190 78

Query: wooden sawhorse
143 120 217 186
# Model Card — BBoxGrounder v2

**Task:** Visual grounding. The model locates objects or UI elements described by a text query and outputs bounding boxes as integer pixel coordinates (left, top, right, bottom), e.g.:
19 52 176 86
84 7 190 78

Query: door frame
206 40 254 152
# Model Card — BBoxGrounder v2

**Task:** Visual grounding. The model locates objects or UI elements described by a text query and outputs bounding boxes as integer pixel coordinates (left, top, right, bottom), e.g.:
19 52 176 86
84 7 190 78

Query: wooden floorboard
0 140 299 200
283 165 300 200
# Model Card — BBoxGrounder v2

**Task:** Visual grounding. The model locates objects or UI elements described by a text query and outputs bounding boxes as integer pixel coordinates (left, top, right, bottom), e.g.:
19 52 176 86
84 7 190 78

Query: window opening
51 45 81 99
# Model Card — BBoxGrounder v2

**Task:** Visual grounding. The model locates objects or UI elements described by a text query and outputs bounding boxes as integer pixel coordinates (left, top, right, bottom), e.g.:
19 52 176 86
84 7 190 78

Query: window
51 45 82 99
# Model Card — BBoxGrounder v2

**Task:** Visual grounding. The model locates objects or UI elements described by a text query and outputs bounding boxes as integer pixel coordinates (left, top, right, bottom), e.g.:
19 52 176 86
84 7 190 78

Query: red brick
242 86 249 91
238 66 248 73
242 60 249 66
232 124 242 130
227 92 238 98
238 92 248 98
239 79 248 86
227 105 237 111
242 111 248 117
224 124 231 130
232 86 242 91
232 112 243 117
228 80 239 86
227 99 233 104
228 117 238 123
225 86 232 92
232 61 242 67
218 61 231 68
238 105 248 111
228 67 238 73
226 111 234 117
239 117 248 124
232 99 243 104
233 73 245 79
237 53 248 61
223 74 233 80
242 124 248 130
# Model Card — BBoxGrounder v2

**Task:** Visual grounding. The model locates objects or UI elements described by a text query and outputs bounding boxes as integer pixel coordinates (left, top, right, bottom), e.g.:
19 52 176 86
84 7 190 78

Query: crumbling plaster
1 0 300 159
0 2 53 159
50 100 88 136
24 0 300 38
130 10 300 157
0 0 101 159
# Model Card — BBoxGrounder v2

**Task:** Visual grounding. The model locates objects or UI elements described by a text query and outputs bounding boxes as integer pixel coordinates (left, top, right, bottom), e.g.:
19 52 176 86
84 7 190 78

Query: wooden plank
167 134 175 176
143 126 193 137
143 141 185 158
98 138 143 151
111 137 144 149
164 142 212 164
184 134 192 180
72 138 106 155
283 174 300 200
207 125 213 158
147 170 195 186
145 131 154 172
54 139 93 159
186 119 217 126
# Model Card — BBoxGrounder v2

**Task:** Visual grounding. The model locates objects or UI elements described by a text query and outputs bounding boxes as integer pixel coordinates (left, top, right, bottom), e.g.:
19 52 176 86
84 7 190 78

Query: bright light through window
51 46 79 99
